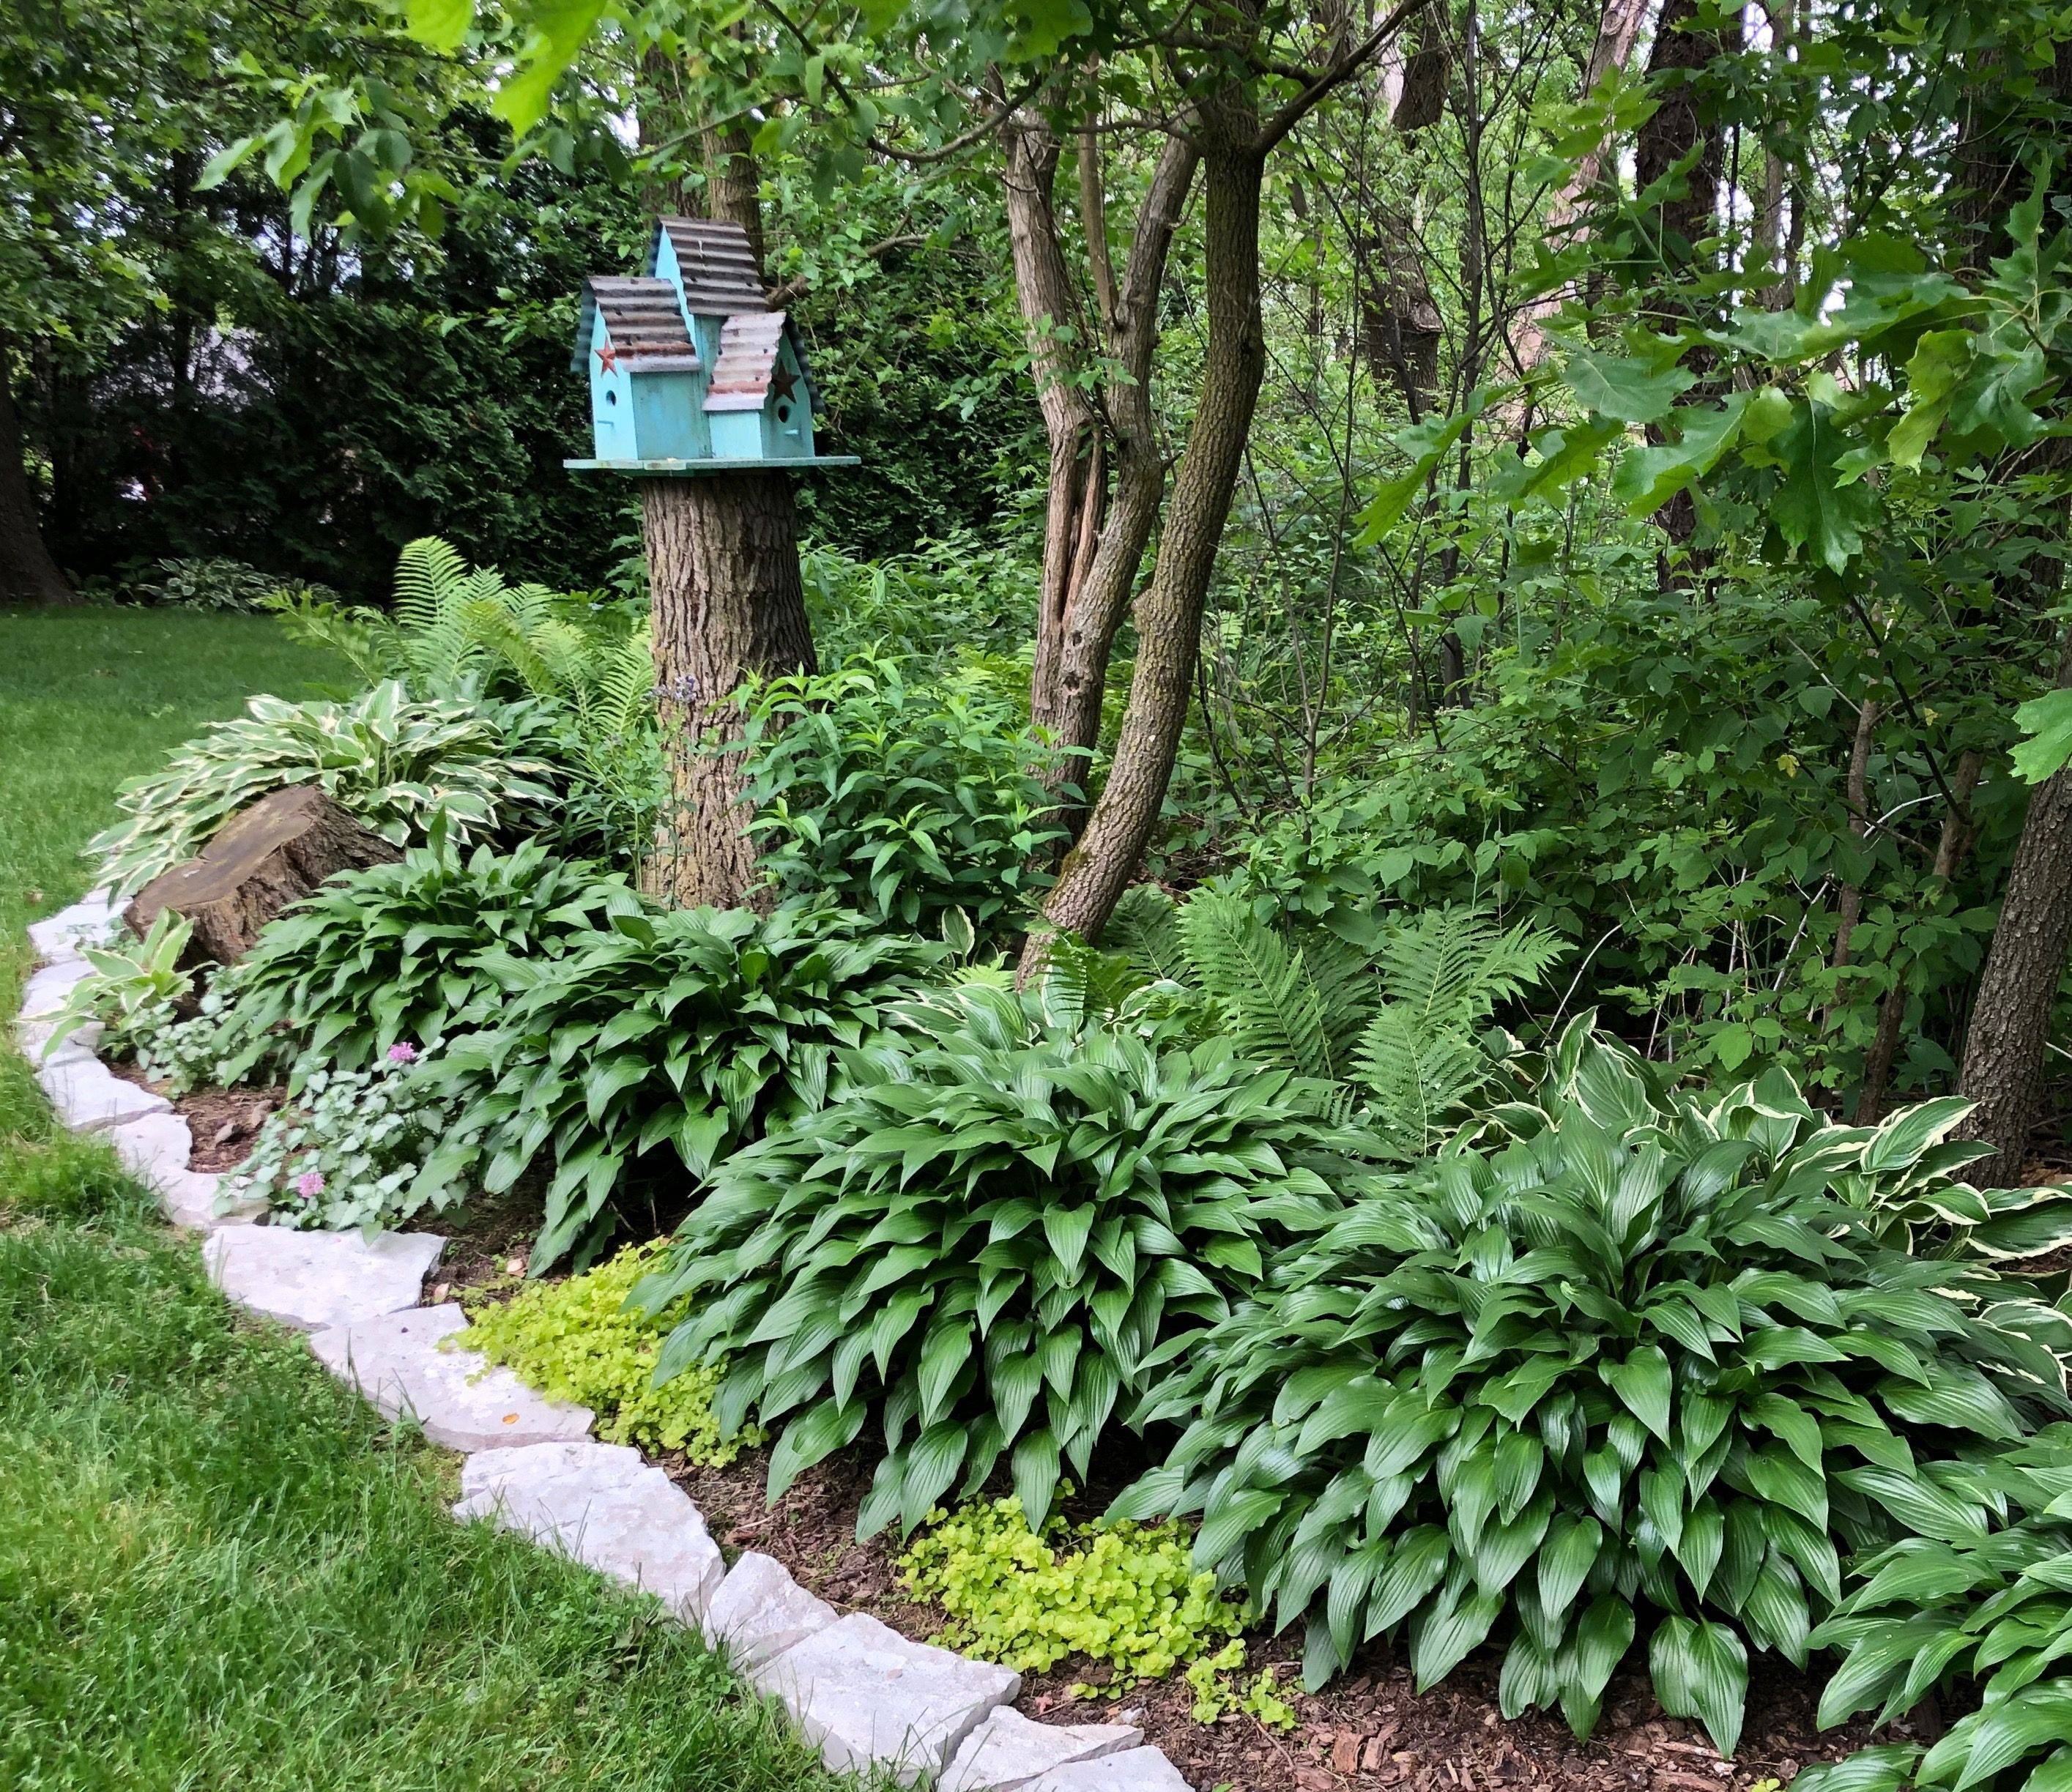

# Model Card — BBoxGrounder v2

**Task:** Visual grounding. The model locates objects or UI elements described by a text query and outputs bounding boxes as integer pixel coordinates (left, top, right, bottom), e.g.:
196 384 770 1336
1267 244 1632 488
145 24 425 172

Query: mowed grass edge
0 606 855 1792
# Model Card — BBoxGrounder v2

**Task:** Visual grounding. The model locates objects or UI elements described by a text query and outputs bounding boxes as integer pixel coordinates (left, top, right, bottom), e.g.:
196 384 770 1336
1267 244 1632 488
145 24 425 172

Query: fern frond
1377 907 1565 1031
1177 889 1338 1082
1354 1006 1489 1155
1106 884 1184 984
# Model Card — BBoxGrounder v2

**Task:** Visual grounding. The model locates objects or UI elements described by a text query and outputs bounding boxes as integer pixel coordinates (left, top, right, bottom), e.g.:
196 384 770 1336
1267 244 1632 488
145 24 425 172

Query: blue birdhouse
566 218 853 475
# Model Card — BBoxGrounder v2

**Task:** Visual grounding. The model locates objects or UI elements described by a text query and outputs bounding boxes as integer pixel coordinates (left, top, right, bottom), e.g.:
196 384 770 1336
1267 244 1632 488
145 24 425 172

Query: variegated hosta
1116 1025 2072 1756
638 986 1348 1543
87 680 561 898
1798 1429 2072 1792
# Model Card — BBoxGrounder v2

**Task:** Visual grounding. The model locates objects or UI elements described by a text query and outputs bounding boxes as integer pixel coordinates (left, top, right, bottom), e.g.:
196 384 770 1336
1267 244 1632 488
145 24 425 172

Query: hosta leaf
1649 1616 1748 1756
1605 1346 1674 1442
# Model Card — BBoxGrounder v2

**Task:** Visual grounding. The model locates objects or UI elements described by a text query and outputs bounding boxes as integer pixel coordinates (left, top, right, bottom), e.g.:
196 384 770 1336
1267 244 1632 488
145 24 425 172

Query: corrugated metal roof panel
704 310 787 412
586 275 701 371
658 217 769 314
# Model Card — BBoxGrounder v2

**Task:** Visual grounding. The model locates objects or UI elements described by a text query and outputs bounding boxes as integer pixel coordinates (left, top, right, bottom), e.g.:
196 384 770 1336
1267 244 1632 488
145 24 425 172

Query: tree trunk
0 337 74 605
1857 748 1982 1124
1028 100 1267 954
704 120 767 278
642 475 817 910
1002 108 1197 829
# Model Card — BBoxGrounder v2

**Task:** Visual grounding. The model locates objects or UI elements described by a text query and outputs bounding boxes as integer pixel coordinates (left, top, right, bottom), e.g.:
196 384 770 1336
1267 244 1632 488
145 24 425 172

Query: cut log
125 785 401 964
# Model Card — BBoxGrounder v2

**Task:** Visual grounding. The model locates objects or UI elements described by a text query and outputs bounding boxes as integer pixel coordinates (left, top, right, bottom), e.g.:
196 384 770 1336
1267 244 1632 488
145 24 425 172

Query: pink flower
387 1041 418 1064
295 1170 326 1199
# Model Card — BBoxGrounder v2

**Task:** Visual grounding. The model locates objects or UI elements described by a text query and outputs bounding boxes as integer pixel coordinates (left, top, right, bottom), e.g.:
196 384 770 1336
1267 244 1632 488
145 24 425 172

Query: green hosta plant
1797 1430 2072 1792
227 835 638 1074
424 904 940 1271
44 910 193 1060
636 986 1348 1542
735 654 1069 941
1116 1022 2072 1755
88 680 562 899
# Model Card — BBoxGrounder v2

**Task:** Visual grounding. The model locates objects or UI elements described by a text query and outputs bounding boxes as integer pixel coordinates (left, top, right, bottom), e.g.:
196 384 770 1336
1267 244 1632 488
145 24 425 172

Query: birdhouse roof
705 311 792 412
571 276 701 373
650 218 769 315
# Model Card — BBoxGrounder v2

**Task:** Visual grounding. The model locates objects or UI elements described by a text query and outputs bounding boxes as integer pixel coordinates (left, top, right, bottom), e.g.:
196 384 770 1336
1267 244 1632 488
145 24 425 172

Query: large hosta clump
1117 1022 2072 1755
639 986 1349 1540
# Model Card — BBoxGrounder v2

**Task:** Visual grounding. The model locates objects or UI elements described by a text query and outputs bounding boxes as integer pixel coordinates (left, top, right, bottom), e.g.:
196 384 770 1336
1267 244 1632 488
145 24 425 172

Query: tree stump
642 472 816 910
125 785 401 963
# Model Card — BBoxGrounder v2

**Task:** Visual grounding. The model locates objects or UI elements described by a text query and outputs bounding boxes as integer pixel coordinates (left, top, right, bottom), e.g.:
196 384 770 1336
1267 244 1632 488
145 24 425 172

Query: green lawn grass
0 607 852 1792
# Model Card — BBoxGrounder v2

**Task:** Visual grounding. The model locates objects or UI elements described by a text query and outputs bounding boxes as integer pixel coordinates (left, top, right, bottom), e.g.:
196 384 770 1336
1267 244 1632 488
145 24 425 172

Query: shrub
898 1494 1247 1690
88 680 562 899
735 655 1069 941
238 1048 464 1231
226 836 638 1074
1115 1022 2072 1755
461 1243 760 1465
425 904 940 1271
637 986 1348 1542
127 554 339 612
1798 1429 2072 1792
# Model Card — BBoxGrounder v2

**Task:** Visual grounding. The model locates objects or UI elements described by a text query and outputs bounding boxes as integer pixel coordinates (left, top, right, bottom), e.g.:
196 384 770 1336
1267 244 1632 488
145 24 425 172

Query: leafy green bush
462 1243 760 1465
1116 1022 2072 1754
899 1493 1247 1690
735 655 1069 940
88 680 562 899
638 985 1348 1542
127 555 339 612
239 1049 464 1231
45 911 193 1061
227 835 637 1074
1798 1429 2072 1792
426 904 940 1270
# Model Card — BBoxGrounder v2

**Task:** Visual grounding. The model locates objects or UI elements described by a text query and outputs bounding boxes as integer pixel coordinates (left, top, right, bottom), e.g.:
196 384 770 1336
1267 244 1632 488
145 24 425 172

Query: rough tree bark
1633 0 1739 549
704 119 768 276
642 475 817 910
1031 92 1269 951
1000 105 1198 828
0 335 75 605
126 785 401 964
1947 41 2072 1173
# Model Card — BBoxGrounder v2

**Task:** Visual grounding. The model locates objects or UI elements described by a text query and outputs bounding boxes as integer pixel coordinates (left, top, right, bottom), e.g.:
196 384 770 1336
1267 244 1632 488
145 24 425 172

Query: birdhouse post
568 218 857 909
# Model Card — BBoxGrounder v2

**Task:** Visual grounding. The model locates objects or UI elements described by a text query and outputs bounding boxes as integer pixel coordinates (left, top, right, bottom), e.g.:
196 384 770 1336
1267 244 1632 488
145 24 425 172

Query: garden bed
419 1186 1875 1792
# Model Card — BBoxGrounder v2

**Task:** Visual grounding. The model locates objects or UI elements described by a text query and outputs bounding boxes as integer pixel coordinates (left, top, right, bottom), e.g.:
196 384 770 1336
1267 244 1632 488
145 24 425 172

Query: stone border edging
17 893 1195 1792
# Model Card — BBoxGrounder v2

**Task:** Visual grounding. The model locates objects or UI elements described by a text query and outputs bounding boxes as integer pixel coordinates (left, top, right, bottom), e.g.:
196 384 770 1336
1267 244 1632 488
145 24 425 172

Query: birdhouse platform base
563 456 861 477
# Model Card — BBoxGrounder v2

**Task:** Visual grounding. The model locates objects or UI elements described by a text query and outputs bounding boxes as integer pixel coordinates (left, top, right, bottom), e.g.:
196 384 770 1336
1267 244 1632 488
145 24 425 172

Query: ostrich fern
1114 887 1563 1149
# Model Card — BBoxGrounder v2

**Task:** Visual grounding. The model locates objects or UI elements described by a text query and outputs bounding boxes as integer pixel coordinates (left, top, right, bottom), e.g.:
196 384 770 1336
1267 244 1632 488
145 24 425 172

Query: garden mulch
104 1057 282 1170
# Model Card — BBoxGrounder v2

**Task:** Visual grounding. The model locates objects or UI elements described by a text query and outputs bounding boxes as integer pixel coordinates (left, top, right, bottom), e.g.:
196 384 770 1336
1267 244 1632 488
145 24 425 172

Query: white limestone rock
29 897 119 964
1026 1749 1192 1792
19 958 94 1020
203 1224 443 1331
702 1551 840 1671
18 1013 100 1063
494 1465 724 1618
940 1708 1145 1792
158 1165 263 1231
754 1613 1020 1785
458 1438 648 1506
42 1056 171 1132
310 1303 593 1451
107 1110 193 1191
